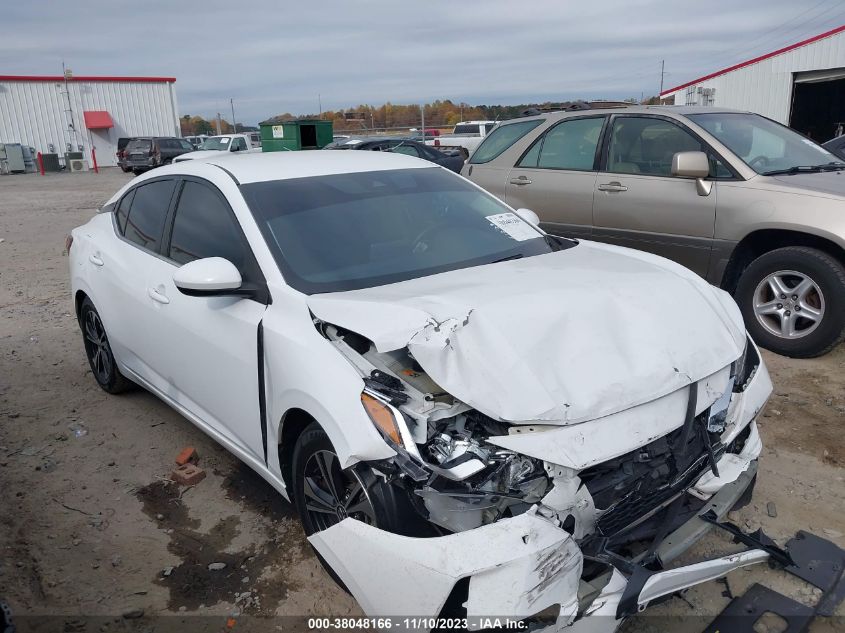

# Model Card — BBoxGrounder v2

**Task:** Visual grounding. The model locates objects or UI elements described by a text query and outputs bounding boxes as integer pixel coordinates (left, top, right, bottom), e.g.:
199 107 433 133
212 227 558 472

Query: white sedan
69 152 773 631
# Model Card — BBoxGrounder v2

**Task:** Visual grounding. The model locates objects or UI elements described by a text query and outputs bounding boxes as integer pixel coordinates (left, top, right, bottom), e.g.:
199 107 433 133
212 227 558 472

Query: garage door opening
300 124 317 149
790 69 845 142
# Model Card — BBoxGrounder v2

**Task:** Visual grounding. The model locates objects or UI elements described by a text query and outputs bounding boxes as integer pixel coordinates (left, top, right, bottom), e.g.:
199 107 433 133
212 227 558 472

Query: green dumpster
259 119 333 151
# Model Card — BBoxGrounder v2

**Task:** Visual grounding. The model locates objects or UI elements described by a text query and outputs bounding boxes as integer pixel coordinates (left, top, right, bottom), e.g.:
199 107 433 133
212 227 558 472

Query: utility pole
659 60 666 99
61 61 78 152
230 99 237 133
216 113 222 135
318 94 322 119
421 103 425 137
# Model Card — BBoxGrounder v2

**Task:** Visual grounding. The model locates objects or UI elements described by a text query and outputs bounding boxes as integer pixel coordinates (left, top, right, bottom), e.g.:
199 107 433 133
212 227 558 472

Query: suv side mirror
173 257 243 297
671 151 713 196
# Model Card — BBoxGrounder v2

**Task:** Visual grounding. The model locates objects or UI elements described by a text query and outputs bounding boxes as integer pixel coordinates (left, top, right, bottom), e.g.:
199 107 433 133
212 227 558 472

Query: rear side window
519 117 604 171
168 181 248 269
179 140 193 151
114 189 135 235
469 120 544 164
123 180 176 252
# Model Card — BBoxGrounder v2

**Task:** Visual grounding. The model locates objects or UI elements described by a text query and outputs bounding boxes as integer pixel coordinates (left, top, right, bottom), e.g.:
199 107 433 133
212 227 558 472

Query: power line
705 0 837 68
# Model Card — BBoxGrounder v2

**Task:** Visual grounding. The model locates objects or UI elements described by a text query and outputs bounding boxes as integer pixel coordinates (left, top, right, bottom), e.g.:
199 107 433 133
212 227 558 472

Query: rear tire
734 246 845 357
79 298 132 394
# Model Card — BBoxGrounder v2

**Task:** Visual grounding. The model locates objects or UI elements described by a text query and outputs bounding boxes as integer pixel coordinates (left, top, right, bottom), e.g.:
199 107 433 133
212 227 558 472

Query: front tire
291 423 432 587
79 298 132 393
735 246 845 357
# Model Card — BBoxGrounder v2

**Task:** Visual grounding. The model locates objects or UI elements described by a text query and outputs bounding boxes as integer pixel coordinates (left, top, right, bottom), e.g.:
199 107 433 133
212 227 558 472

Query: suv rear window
469 120 544 164
453 124 482 135
127 139 151 152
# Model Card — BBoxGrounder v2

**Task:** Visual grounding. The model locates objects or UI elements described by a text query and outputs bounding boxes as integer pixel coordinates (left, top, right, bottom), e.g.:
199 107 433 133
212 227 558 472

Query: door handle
597 182 628 192
509 176 532 185
148 287 170 305
89 254 104 266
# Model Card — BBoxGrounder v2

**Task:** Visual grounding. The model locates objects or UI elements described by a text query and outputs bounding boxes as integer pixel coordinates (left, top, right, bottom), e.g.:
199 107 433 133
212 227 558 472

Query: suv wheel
735 246 845 357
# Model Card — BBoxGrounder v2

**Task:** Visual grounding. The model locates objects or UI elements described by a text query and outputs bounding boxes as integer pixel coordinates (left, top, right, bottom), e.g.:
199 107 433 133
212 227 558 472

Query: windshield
198 136 231 151
242 167 569 294
688 112 842 175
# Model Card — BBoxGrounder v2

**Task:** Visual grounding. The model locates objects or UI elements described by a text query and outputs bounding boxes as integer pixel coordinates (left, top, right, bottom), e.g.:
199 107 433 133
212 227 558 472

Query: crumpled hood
308 241 746 424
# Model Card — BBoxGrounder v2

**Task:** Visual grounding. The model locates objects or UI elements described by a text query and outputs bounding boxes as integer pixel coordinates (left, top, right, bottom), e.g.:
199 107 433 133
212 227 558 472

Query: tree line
181 96 652 135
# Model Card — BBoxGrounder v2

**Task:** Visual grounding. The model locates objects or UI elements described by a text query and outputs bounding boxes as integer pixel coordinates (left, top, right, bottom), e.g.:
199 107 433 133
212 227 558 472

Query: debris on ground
68 422 88 438
767 502 778 518
175 446 198 466
208 562 227 571
171 463 206 486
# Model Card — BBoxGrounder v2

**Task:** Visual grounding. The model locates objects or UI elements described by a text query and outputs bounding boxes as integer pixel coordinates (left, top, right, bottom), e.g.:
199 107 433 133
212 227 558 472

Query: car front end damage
308 310 774 632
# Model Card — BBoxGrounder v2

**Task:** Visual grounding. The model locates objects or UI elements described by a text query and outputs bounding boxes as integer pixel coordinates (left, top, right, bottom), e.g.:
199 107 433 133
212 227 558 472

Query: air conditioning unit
69 158 88 172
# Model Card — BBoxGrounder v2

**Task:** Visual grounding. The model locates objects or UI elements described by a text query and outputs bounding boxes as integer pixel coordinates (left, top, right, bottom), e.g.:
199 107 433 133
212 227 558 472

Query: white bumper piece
309 510 583 632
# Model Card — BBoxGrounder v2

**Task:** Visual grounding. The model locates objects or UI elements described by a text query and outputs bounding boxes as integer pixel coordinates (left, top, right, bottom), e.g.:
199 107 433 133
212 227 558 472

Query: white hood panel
308 241 746 424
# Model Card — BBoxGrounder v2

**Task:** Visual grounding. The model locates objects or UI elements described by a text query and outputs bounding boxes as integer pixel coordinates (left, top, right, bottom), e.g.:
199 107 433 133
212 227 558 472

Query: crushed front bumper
310 459 773 633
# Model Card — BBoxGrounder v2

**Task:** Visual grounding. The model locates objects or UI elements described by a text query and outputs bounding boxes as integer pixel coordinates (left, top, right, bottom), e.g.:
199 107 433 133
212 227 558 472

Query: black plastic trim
258 319 268 466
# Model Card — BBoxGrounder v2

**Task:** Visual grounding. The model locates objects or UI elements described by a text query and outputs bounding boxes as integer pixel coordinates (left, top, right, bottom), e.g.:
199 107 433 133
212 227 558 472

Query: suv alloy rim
753 269 825 339
303 449 377 531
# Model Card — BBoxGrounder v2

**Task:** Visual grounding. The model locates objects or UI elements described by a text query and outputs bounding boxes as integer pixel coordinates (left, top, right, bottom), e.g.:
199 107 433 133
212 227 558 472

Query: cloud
4 0 844 123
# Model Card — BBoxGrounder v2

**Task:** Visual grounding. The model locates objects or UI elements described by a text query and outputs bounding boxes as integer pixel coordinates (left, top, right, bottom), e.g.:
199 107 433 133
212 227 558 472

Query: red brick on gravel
171 463 206 486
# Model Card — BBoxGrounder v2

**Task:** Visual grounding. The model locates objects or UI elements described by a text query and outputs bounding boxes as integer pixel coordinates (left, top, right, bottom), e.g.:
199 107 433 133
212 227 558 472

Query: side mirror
515 208 541 226
230 145 240 152
671 151 713 196
173 257 243 297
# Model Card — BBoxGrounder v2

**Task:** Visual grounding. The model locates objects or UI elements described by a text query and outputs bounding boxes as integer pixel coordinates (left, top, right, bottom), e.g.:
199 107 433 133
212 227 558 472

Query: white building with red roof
0 74 179 168
660 25 845 142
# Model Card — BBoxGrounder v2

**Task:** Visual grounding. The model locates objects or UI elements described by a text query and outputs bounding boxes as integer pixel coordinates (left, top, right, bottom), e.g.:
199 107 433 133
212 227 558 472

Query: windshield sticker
219 137 230 145
486 213 539 241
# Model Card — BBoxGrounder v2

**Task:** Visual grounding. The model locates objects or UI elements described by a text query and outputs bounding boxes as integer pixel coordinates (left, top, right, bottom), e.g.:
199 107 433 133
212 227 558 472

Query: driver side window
607 116 731 178
168 181 248 270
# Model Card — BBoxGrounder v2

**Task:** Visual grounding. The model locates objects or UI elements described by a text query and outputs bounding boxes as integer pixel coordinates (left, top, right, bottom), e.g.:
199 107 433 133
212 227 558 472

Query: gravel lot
1 169 843 631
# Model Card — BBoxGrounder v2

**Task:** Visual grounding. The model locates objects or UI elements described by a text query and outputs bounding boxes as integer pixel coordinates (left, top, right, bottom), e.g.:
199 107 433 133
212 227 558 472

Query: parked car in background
116 137 132 173
184 135 209 149
822 134 845 161
69 151 772 631
327 137 465 172
173 134 262 162
124 137 194 174
462 106 845 358
425 120 497 157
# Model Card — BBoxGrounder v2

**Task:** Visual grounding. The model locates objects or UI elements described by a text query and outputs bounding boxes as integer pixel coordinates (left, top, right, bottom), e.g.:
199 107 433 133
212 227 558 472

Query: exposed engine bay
318 319 762 543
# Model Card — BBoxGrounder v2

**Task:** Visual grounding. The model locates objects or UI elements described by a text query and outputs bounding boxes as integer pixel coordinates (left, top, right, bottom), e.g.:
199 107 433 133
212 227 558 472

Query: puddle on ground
219 461 298 522
135 475 308 613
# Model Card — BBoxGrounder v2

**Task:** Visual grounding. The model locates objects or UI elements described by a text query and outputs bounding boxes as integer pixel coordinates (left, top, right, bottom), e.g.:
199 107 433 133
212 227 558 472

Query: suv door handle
148 287 170 305
597 181 628 192
89 254 104 266
509 176 532 185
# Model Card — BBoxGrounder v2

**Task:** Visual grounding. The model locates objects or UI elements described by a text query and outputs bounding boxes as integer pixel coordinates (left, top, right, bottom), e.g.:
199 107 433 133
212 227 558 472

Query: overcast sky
5 1 845 124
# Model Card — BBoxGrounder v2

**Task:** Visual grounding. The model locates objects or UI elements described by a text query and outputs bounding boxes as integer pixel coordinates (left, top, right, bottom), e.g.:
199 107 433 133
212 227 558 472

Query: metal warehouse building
0 74 179 168
661 25 845 142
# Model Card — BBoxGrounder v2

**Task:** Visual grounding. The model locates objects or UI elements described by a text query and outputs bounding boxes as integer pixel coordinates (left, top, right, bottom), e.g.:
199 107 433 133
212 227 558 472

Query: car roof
176 150 434 184
505 105 753 124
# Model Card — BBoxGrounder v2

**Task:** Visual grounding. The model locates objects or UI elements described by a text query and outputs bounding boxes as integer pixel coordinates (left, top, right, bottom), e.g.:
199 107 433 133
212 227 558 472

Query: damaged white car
69 151 773 631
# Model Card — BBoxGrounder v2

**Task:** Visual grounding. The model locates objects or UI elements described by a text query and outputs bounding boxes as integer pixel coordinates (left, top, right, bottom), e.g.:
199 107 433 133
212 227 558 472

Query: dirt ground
1 170 843 631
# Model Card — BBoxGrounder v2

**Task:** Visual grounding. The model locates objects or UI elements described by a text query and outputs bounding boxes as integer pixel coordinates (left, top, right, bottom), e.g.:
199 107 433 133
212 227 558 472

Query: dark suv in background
116 137 132 172
124 137 194 174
